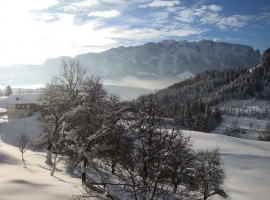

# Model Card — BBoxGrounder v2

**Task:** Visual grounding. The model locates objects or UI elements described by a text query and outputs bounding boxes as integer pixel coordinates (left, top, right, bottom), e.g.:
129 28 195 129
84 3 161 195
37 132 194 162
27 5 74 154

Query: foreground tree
33 58 86 165
114 97 196 200
57 77 110 182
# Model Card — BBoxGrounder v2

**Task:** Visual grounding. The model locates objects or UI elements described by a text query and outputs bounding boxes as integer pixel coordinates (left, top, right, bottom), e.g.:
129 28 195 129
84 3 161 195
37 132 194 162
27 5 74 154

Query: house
1 94 41 116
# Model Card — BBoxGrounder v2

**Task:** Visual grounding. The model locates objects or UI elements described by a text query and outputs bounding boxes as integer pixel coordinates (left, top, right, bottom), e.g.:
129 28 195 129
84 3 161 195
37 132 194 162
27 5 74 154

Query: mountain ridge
44 39 261 78
1 40 261 93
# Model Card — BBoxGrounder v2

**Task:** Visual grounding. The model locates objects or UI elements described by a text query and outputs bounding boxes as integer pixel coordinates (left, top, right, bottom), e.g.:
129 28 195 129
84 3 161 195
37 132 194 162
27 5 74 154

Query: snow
214 114 270 140
0 108 6 113
0 115 270 200
0 94 41 106
183 130 270 200
220 115 269 130
0 114 42 145
183 130 270 157
222 155 270 200
0 137 82 200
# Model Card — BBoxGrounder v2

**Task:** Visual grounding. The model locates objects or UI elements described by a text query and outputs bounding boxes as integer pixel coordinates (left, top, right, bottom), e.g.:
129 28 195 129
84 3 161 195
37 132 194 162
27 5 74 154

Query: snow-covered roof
0 93 41 105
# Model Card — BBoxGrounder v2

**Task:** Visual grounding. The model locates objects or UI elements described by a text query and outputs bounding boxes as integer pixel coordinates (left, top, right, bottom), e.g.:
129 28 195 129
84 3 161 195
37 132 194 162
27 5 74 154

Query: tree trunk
111 161 116 174
204 193 207 200
50 154 58 176
81 155 88 184
22 152 26 167
51 163 56 176
45 143 53 165
173 183 178 194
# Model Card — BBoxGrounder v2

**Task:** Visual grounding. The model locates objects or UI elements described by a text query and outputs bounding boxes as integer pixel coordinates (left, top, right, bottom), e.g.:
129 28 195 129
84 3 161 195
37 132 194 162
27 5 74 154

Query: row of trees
33 58 228 200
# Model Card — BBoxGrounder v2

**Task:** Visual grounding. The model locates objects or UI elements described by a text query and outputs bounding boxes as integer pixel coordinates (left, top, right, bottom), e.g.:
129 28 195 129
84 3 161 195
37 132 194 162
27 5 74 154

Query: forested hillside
136 48 270 132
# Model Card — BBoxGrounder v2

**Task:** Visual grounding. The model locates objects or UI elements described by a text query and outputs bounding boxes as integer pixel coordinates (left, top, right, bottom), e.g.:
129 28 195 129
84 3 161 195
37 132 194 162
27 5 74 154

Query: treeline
135 48 270 132
33 58 228 200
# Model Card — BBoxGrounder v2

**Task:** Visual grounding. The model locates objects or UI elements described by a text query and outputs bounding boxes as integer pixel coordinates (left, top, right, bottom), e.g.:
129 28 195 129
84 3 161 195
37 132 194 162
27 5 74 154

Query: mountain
1 40 261 91
73 39 260 77
43 40 261 89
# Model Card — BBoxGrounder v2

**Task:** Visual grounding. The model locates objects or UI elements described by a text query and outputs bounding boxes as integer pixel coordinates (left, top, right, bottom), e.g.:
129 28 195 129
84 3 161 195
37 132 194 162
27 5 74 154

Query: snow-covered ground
0 114 42 146
0 139 82 200
183 130 270 200
0 115 270 200
214 115 270 140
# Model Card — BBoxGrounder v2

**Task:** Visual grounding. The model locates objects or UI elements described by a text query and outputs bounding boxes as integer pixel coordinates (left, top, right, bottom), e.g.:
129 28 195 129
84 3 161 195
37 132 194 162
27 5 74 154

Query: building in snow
0 94 41 117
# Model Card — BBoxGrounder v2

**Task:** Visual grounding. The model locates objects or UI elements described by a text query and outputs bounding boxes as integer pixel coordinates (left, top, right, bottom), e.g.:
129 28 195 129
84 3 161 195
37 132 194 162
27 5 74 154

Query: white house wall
7 105 16 115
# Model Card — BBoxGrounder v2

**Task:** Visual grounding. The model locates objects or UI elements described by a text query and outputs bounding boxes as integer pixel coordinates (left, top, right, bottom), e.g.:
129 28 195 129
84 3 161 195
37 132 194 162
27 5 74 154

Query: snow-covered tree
33 58 86 165
57 77 110 181
115 97 196 199
94 94 133 174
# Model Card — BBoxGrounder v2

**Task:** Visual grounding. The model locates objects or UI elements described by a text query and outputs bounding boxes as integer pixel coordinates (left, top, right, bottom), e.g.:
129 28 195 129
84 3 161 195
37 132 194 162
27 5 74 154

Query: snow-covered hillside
1 115 270 200
183 130 270 200
0 114 41 146
0 139 82 200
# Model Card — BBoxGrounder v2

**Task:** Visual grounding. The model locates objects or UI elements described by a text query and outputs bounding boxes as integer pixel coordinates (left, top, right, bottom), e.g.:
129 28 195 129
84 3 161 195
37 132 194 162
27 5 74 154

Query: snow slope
0 138 82 200
0 115 270 200
0 114 42 146
183 130 270 200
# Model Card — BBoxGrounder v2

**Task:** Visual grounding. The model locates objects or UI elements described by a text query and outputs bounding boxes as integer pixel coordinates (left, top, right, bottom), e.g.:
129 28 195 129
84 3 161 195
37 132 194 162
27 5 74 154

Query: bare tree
165 133 196 195
194 148 228 200
15 133 30 167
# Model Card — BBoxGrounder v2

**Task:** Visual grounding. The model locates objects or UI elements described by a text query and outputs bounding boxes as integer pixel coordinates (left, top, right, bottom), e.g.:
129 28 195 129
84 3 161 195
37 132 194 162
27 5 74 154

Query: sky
0 0 269 66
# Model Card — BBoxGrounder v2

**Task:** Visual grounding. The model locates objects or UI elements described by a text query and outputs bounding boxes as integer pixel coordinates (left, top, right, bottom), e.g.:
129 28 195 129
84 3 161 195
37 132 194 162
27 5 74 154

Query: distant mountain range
0 40 261 94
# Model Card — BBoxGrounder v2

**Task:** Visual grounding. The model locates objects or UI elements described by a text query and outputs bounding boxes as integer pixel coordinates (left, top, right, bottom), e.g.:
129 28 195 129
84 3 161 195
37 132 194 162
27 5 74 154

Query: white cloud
141 0 181 8
175 4 254 30
217 15 254 29
166 29 207 37
0 0 121 66
176 8 196 23
88 10 121 18
36 13 58 21
111 27 164 40
71 0 100 8
208 5 222 12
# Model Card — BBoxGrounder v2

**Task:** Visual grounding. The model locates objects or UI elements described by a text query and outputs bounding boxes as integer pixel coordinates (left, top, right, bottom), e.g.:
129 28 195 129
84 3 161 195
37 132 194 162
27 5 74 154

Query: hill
136 48 270 131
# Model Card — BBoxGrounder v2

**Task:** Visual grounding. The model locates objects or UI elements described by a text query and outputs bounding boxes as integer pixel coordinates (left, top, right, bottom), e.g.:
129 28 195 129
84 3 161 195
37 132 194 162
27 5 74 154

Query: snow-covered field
0 139 82 200
0 114 42 146
214 114 270 140
183 131 270 200
1 115 270 200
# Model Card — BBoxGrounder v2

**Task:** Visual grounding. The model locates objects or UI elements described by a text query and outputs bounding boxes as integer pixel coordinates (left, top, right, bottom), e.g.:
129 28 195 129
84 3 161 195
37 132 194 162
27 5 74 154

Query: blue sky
0 0 269 66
